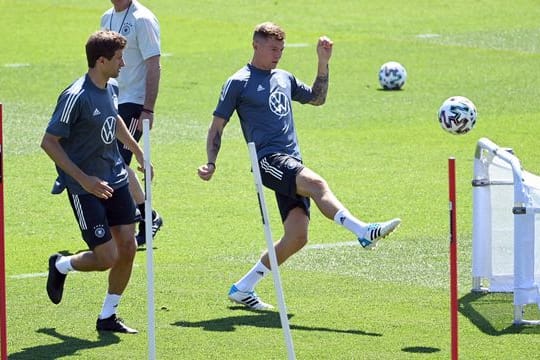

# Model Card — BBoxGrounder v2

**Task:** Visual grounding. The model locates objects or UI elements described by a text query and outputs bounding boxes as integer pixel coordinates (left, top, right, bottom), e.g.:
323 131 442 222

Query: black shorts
258 153 310 222
67 185 137 250
118 102 143 165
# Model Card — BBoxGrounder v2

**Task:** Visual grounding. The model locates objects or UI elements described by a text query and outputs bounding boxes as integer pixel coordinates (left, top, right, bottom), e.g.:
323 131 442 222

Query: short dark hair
85 30 127 68
253 22 285 42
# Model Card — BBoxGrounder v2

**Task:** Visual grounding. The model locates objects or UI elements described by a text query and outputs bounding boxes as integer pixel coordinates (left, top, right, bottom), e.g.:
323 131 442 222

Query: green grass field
2 0 540 358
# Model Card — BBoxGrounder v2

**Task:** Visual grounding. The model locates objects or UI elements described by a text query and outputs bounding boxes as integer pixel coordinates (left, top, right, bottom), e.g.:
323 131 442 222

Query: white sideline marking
4 63 31 68
10 264 139 280
287 43 309 48
416 34 441 38
10 272 47 279
305 241 356 250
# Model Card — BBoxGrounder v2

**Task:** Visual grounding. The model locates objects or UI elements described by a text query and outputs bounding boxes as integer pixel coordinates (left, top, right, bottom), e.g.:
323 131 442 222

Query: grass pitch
2 0 540 358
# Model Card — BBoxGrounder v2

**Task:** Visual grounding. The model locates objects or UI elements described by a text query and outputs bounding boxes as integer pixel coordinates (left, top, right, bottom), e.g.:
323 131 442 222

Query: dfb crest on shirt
101 116 117 144
269 91 290 117
120 22 133 37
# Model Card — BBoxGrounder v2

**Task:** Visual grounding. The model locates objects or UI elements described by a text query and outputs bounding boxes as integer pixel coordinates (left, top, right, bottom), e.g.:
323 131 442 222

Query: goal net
472 137 540 323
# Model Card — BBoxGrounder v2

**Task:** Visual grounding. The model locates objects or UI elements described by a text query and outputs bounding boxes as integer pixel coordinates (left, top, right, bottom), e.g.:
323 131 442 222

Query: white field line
416 33 441 38
9 243 354 279
4 63 31 68
10 272 48 279
305 241 356 250
10 264 140 280
287 43 309 48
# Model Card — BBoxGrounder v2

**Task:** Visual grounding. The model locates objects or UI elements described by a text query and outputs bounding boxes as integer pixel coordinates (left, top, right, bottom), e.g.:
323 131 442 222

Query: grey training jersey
46 74 128 195
213 64 314 160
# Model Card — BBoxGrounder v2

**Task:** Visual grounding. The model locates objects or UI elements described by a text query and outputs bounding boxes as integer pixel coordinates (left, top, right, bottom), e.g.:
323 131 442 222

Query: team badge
94 225 106 238
120 23 132 36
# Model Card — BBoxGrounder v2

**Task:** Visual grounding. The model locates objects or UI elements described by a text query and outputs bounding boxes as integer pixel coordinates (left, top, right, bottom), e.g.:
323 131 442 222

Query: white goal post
472 137 540 325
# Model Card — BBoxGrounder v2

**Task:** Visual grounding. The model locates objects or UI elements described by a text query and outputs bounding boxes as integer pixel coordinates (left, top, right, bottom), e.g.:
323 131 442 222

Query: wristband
142 108 154 114
207 162 216 169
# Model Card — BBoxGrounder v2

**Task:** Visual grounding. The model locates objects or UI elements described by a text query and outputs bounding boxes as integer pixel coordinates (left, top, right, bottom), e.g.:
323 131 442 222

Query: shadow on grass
402 346 440 354
68 245 159 255
172 307 382 336
459 292 540 335
8 327 120 359
136 246 158 252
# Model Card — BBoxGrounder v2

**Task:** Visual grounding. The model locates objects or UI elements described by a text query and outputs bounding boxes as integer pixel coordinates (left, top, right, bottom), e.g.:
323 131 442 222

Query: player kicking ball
198 22 401 310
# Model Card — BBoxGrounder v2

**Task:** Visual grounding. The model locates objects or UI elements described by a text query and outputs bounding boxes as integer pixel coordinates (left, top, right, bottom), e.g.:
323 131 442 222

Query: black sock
138 204 158 221
137 204 146 220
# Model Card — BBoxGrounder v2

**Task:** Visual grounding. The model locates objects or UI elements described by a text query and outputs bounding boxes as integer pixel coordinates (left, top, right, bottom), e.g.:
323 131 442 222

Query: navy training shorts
258 153 310 222
67 185 137 250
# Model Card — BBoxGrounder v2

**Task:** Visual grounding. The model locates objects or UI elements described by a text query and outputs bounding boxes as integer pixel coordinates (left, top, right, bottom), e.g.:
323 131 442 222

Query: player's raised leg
296 166 401 248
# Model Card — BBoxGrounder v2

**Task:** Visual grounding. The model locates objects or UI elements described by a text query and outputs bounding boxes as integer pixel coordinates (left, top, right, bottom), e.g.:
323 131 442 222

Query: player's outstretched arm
309 36 333 106
198 116 227 181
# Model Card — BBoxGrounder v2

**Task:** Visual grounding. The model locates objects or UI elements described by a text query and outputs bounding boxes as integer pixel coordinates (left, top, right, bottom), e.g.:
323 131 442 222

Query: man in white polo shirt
101 0 163 246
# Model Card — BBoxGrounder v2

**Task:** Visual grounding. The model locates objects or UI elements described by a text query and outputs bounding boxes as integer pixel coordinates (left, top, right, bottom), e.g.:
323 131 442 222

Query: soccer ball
378 61 407 90
438 96 477 135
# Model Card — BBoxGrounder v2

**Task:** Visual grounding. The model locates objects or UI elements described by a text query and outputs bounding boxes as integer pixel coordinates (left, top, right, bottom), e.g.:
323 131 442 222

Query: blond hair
253 22 285 41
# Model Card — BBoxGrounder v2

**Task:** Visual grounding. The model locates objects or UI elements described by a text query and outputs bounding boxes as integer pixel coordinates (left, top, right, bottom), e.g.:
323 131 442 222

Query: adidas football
378 61 407 90
438 96 477 135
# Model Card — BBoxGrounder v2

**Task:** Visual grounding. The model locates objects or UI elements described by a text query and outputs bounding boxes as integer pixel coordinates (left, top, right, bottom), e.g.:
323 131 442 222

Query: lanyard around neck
110 1 132 33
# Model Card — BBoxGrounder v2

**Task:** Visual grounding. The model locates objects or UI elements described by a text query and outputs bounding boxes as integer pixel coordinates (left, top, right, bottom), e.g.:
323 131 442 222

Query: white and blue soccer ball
438 96 477 135
378 61 407 90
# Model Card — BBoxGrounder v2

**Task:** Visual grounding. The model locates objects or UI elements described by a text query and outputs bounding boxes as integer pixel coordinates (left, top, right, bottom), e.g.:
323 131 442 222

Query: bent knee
290 233 308 250
116 239 137 261
299 236 308 249
96 252 118 270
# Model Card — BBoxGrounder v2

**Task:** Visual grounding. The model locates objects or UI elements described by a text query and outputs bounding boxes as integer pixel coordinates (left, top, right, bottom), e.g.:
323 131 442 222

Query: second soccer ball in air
378 61 407 90
438 96 477 135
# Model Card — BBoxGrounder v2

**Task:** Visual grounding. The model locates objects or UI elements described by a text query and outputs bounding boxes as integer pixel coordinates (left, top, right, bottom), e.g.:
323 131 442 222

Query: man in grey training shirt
41 30 152 333
198 22 401 310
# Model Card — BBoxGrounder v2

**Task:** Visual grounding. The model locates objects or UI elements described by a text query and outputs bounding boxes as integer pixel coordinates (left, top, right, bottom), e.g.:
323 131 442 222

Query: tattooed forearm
309 74 329 106
208 130 222 162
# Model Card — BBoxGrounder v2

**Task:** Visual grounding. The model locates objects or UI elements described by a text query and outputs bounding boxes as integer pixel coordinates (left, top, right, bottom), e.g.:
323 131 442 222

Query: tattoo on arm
208 130 222 162
309 74 329 105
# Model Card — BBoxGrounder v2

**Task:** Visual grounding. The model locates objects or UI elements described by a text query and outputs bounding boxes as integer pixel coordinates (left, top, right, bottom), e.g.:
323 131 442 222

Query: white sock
234 260 270 292
334 208 368 238
99 293 121 320
55 255 74 275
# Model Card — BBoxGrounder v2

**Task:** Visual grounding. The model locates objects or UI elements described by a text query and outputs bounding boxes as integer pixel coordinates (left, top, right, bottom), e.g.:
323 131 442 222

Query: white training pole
0 104 7 360
142 119 156 360
247 142 296 360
